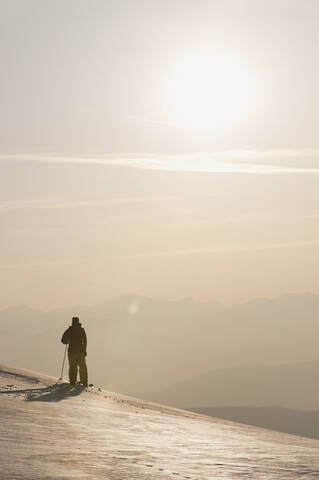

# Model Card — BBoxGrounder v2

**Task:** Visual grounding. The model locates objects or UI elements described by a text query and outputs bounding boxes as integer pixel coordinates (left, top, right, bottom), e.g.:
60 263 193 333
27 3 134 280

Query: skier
61 317 88 386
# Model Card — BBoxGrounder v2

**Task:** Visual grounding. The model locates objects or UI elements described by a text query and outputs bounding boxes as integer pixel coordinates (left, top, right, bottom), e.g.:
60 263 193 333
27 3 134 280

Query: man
61 317 88 386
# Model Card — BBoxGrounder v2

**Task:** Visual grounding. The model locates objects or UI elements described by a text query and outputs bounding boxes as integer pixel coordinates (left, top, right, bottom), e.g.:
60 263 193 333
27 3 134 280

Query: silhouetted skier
61 317 88 386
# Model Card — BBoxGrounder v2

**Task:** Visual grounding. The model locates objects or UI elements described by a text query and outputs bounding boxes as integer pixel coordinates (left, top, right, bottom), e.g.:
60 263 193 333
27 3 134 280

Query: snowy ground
1 365 319 480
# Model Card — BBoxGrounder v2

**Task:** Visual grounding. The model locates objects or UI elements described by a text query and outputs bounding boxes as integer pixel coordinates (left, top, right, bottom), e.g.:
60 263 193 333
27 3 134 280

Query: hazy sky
1 0 319 308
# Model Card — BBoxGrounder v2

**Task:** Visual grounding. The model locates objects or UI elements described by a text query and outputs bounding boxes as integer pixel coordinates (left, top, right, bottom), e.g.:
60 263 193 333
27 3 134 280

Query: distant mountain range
188 406 319 441
143 361 319 410
1 293 319 410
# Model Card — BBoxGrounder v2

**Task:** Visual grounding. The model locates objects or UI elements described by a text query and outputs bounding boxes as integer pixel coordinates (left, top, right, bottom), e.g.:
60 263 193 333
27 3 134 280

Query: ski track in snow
1 365 319 479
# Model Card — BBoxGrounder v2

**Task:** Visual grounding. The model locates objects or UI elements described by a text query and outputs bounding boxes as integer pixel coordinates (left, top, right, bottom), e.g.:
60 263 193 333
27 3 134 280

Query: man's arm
82 329 87 354
61 328 70 344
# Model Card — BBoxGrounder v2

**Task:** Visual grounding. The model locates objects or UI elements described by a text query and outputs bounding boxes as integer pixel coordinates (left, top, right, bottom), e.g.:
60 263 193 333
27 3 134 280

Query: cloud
0 195 178 212
1 240 318 270
1 149 319 174
180 211 287 226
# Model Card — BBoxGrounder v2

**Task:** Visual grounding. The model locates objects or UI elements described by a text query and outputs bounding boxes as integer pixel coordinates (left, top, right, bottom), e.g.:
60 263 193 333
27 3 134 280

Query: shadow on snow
0 381 85 402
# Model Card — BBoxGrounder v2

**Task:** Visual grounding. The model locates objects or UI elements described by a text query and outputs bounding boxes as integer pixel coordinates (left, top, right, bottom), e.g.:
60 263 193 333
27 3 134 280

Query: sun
163 50 257 133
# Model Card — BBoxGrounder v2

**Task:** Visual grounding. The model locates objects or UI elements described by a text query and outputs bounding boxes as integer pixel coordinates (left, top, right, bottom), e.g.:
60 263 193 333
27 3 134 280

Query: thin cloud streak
179 209 319 226
1 149 319 174
1 240 318 270
0 195 177 212
180 211 286 226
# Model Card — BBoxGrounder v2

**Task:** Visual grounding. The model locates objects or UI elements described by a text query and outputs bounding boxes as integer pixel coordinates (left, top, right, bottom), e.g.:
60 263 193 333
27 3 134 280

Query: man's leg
79 354 88 386
68 352 78 385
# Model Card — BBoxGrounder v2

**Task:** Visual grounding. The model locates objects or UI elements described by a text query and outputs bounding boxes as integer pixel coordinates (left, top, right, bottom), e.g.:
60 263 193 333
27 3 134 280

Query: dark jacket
61 324 87 354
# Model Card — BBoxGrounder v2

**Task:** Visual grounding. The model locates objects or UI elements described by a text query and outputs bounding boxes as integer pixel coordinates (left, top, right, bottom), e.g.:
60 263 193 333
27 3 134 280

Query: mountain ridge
1 291 317 315
145 361 319 410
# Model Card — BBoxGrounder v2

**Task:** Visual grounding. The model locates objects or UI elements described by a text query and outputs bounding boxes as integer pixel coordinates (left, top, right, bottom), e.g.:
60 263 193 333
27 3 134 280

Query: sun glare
164 50 257 133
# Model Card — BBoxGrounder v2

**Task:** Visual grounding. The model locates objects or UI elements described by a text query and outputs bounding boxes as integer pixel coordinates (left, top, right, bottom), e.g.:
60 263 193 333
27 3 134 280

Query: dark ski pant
68 352 88 385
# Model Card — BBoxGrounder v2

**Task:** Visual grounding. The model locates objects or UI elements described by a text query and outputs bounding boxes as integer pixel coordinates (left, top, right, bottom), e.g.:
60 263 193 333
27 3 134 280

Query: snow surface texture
1 365 319 479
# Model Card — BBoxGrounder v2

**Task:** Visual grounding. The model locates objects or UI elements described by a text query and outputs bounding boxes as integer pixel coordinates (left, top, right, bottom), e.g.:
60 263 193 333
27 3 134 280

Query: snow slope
1 365 319 480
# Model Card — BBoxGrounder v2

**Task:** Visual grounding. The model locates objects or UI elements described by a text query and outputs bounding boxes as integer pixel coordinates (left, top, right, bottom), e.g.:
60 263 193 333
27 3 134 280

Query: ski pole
59 344 67 381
